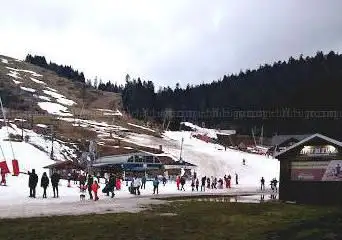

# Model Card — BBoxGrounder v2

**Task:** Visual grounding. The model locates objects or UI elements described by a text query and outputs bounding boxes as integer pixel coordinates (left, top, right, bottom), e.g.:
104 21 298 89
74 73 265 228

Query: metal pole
0 97 15 159
179 137 184 162
50 124 54 160
21 118 24 140
252 128 257 147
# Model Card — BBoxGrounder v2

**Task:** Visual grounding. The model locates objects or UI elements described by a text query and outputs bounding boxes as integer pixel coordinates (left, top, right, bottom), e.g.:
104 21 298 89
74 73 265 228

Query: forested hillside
122 51 342 111
23 51 342 137
25 54 85 83
120 51 342 137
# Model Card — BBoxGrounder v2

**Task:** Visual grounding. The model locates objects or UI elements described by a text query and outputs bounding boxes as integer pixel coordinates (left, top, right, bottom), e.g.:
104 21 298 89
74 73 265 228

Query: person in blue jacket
153 176 159 194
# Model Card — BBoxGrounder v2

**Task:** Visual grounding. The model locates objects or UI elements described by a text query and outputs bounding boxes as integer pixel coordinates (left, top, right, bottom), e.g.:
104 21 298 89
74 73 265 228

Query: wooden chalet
275 133 342 204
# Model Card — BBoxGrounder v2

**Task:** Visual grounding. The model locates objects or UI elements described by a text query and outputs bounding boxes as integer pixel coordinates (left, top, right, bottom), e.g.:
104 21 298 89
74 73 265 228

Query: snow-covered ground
7 70 21 79
20 86 36 93
128 123 156 132
6 66 42 77
30 77 46 85
38 102 73 116
60 117 128 133
126 131 279 187
3 64 76 116
1 58 9 64
37 95 51 101
43 89 75 106
0 121 279 218
12 79 21 84
46 86 58 92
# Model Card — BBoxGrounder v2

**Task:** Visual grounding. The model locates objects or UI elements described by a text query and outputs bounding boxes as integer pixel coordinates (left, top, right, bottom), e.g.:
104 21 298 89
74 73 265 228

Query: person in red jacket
116 178 121 190
91 180 100 201
176 176 180 190
0 171 6 186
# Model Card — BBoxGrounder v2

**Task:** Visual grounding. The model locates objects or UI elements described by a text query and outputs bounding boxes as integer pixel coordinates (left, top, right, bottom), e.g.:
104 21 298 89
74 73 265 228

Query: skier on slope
133 177 141 195
201 176 206 191
67 172 72 187
141 175 147 189
91 180 100 201
218 178 223 189
162 176 167 186
51 171 60 198
40 172 49 199
191 179 195 191
207 177 210 189
106 174 115 198
79 173 86 192
176 175 180 190
28 169 38 198
227 174 231 188
271 178 278 192
180 176 186 191
87 174 94 200
260 177 265 191
153 176 159 194
0 169 6 186
235 173 239 185
195 178 199 191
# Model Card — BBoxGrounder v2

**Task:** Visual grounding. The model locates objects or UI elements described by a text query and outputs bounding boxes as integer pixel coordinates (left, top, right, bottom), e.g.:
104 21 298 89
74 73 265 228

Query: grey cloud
1 0 342 88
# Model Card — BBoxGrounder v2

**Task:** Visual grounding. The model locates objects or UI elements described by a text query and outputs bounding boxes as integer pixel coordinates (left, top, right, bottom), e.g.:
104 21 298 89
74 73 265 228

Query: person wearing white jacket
133 177 141 195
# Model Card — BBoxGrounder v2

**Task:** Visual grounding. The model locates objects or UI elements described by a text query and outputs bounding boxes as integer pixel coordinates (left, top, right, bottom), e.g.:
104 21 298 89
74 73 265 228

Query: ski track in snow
30 77 46 85
20 86 36 93
12 80 21 84
128 123 155 132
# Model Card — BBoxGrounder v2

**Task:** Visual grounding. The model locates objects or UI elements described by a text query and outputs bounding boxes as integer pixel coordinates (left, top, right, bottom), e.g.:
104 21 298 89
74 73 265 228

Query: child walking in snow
176 176 180 190
91 180 100 201
0 171 6 186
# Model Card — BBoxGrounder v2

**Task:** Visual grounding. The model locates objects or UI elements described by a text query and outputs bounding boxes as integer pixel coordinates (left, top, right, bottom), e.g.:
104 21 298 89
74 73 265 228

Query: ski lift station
92 151 197 178
275 133 342 204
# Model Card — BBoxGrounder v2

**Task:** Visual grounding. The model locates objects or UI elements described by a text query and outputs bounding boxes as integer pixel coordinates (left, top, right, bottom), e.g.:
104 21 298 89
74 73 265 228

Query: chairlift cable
0 97 15 160
0 144 7 162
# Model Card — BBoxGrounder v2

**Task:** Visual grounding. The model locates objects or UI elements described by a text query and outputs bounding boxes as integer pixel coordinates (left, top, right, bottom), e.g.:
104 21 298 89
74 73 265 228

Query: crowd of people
26 169 118 201
28 169 61 198
24 168 278 201
260 176 278 192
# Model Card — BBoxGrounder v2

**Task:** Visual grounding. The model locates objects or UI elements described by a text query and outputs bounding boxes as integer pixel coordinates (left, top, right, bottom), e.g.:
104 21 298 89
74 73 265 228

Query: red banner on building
291 160 342 181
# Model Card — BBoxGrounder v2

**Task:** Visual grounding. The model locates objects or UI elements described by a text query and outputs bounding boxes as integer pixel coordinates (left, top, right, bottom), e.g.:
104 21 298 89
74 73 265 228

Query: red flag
12 159 19 176
0 160 10 174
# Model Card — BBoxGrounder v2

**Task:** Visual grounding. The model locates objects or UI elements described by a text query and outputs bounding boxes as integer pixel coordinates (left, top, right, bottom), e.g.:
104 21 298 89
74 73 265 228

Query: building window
154 158 161 163
136 156 144 163
145 156 154 163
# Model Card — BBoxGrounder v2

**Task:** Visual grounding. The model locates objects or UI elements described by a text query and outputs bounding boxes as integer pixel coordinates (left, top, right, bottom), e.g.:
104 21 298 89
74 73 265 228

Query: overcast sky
1 0 342 89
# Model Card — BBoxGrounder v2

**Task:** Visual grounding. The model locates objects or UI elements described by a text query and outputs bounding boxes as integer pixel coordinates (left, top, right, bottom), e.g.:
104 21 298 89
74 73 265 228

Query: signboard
300 145 337 156
291 160 342 181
